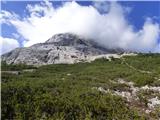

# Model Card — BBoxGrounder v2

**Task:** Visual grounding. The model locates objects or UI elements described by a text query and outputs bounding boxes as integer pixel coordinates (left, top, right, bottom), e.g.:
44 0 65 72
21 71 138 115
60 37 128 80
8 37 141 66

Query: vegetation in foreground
1 54 160 120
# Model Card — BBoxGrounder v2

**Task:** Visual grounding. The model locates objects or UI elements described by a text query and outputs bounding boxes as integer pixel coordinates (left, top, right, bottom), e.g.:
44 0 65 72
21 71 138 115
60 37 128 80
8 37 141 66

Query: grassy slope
1 54 160 120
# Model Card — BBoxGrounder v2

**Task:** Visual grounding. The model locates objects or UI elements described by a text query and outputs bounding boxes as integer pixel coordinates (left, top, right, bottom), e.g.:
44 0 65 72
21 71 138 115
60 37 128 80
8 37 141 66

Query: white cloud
0 10 19 24
93 1 110 13
0 37 20 54
0 1 160 52
12 33 20 39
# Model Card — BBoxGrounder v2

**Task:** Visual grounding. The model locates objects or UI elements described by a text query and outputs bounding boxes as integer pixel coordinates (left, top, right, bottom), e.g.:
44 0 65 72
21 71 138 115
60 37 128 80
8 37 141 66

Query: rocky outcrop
1 33 123 65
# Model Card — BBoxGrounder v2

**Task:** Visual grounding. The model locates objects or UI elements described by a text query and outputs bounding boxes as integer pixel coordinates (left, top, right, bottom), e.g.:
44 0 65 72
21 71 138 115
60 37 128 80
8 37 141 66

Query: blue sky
0 1 160 54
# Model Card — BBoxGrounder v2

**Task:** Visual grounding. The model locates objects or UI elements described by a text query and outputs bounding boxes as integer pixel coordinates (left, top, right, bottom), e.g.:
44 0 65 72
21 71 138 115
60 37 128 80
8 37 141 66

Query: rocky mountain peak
46 33 79 43
45 33 91 47
1 33 124 65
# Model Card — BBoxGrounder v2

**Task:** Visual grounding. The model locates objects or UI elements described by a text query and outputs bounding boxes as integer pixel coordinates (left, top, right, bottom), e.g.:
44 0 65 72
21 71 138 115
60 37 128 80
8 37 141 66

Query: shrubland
1 54 160 120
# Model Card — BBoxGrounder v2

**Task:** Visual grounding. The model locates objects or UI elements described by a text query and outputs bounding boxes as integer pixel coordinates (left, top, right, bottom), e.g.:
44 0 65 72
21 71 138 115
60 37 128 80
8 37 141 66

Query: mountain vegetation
1 53 160 120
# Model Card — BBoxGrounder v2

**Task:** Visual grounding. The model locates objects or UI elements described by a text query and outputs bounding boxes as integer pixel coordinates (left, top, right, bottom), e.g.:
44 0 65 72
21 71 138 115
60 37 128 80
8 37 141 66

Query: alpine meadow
1 1 160 120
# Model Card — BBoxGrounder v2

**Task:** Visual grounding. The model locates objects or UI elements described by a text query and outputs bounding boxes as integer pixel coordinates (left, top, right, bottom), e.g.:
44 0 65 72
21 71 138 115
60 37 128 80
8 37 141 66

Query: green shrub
1 54 160 119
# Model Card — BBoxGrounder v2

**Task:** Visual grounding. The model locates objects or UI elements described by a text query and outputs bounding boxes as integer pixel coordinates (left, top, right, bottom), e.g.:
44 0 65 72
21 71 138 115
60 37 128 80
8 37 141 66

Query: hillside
1 54 160 119
1 33 124 65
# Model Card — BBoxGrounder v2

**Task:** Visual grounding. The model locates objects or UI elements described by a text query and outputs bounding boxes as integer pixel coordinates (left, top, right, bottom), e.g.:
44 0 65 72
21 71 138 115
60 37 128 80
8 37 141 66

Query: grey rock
1 33 123 65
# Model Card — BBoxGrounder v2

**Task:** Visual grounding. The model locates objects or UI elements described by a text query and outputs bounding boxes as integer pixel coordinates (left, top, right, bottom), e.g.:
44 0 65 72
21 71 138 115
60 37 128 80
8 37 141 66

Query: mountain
1 33 124 65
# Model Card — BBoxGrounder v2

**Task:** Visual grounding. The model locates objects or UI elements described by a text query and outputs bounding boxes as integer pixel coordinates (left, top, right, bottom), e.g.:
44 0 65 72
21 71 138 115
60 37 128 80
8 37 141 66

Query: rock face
1 33 122 65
